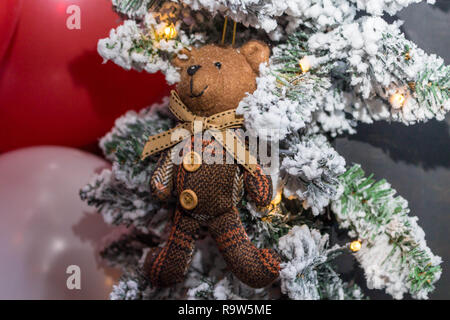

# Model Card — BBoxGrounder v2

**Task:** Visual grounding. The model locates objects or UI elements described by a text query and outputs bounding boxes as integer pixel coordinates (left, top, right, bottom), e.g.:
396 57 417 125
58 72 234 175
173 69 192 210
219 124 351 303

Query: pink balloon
0 146 121 299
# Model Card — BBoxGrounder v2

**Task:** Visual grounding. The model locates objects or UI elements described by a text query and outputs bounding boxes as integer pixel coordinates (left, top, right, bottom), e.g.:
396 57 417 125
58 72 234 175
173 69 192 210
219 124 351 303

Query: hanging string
232 21 237 47
221 17 228 45
220 17 238 46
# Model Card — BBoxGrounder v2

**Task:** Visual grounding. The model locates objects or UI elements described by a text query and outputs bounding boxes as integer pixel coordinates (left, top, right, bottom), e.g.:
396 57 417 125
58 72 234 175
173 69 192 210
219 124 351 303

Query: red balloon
0 0 170 152
0 0 22 63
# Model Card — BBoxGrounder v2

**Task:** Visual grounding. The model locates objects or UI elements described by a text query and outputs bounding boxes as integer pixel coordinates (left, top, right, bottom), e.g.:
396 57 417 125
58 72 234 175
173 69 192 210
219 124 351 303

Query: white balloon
0 146 121 299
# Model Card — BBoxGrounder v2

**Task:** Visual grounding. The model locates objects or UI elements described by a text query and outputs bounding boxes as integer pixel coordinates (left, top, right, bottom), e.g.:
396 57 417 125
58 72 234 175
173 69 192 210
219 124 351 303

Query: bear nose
187 65 201 76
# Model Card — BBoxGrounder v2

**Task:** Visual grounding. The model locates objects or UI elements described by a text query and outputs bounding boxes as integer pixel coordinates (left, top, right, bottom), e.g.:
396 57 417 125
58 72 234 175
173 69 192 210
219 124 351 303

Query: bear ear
240 40 270 74
171 48 192 68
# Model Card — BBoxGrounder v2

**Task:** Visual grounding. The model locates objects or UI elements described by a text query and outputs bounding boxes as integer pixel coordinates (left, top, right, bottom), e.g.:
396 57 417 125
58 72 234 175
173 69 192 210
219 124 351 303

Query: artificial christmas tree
81 0 448 300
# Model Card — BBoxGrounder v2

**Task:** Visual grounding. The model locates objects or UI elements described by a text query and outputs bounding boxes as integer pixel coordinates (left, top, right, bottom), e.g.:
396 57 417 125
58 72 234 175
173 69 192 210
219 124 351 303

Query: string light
350 240 362 252
271 190 283 206
390 91 406 109
405 51 411 61
261 190 283 217
299 56 311 73
162 24 177 40
260 191 282 222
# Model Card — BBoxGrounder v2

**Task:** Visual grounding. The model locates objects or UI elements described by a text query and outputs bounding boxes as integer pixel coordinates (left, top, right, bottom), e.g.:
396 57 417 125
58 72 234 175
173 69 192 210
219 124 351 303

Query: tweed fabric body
150 149 174 201
144 209 200 287
175 162 237 219
242 165 273 207
144 135 280 288
209 209 281 288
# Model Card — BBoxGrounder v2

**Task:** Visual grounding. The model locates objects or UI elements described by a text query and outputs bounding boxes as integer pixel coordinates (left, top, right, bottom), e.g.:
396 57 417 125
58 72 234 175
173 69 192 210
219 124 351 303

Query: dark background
334 1 449 300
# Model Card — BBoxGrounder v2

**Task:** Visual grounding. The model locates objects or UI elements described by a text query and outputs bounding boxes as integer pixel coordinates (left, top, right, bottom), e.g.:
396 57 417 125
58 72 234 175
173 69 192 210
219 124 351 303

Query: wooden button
182 151 202 172
179 189 198 210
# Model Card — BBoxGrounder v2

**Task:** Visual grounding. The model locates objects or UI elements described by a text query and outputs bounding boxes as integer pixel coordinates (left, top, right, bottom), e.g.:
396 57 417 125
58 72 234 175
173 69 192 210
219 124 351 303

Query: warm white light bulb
390 92 406 109
271 191 282 206
350 240 362 252
299 56 311 73
163 24 177 39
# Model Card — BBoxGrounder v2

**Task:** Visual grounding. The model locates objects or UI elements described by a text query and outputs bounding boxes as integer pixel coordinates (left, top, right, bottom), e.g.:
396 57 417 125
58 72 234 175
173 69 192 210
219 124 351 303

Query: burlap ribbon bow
141 90 258 176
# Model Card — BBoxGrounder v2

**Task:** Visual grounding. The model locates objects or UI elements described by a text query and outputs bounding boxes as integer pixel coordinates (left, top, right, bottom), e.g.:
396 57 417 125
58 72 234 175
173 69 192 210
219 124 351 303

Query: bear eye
214 62 222 69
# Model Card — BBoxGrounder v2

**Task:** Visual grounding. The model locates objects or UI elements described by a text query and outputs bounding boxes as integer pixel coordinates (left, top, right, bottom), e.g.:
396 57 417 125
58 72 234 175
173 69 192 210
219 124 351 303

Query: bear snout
189 78 209 98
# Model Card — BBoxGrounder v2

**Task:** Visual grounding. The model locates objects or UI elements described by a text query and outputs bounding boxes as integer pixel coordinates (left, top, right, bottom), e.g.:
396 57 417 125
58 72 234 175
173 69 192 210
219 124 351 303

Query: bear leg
208 208 281 288
143 209 200 287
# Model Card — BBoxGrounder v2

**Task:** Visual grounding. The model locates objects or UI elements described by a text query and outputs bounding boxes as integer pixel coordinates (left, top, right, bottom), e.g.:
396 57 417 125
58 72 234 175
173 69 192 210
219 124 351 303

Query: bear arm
243 165 273 207
150 149 174 201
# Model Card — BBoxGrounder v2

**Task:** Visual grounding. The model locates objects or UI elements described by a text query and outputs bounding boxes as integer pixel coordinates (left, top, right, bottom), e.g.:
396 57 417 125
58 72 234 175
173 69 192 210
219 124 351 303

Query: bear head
172 40 270 117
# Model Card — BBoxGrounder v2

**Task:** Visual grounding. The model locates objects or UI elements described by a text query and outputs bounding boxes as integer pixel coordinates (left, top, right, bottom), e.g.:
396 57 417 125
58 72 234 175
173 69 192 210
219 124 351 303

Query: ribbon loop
141 90 258 176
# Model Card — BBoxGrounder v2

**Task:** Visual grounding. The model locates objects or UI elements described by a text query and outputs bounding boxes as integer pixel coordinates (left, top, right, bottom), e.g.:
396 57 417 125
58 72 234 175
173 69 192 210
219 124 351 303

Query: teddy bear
141 40 281 289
